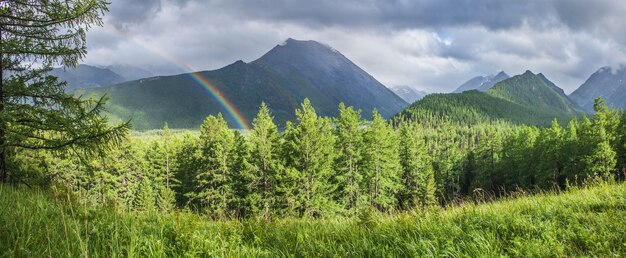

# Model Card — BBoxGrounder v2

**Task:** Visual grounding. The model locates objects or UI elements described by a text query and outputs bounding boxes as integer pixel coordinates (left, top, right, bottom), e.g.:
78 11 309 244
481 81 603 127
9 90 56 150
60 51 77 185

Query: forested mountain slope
396 71 582 126
81 39 407 130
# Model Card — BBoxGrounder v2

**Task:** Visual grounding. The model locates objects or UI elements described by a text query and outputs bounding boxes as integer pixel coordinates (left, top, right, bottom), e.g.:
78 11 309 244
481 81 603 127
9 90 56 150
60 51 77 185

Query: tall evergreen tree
363 109 401 211
194 113 236 219
230 130 251 218
586 98 616 181
562 119 581 183
283 99 336 217
174 132 201 207
535 120 564 188
247 102 282 218
0 0 128 183
398 122 436 208
333 103 365 213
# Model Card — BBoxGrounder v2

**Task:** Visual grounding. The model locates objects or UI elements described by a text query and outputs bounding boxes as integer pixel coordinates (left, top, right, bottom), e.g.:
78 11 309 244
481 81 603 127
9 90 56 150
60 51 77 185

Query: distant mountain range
396 71 582 126
50 64 155 92
570 66 626 112
453 71 510 93
50 65 126 91
81 38 408 130
106 64 155 81
390 86 427 104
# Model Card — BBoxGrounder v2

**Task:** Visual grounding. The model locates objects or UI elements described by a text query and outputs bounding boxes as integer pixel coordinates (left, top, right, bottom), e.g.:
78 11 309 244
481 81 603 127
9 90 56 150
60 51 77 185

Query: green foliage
333 103 366 213
398 122 436 208
283 99 337 217
193 114 237 219
395 72 582 127
0 0 129 184
247 103 283 218
9 98 626 218
363 109 402 211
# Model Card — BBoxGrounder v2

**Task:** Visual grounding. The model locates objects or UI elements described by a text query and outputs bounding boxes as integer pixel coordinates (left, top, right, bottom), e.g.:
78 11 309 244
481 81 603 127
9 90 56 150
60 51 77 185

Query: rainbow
96 25 251 130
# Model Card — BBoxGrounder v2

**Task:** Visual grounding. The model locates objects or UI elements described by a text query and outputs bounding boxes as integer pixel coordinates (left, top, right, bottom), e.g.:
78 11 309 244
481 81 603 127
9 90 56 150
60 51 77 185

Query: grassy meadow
1 182 625 257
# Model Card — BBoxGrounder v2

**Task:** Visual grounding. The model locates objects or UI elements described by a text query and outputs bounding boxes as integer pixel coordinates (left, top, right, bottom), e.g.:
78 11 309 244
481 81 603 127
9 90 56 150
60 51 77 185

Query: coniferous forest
2 0 626 257
10 98 626 219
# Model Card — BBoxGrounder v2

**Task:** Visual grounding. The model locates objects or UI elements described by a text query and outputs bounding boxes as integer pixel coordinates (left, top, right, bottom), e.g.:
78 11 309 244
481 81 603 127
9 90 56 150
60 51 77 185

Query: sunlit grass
1 182 625 257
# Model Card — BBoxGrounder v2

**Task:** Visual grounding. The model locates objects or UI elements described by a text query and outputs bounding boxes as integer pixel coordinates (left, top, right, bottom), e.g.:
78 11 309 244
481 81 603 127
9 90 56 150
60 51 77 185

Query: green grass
1 183 625 257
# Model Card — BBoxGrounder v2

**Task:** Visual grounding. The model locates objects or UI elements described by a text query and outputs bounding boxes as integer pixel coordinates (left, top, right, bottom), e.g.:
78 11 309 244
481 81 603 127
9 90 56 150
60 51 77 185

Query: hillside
570 66 626 112
83 39 407 130
487 71 581 114
50 64 126 91
2 183 624 257
396 71 582 126
453 71 509 93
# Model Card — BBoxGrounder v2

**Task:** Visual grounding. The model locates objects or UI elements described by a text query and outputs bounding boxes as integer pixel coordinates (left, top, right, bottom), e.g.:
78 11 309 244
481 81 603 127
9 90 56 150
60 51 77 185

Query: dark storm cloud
204 0 621 32
105 0 191 30
86 0 626 93
106 0 161 29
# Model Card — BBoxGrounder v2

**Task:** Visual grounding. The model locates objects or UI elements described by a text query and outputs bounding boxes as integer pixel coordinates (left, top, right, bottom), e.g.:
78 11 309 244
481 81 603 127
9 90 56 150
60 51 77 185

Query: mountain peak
523 70 535 76
571 65 626 112
454 70 510 93
495 71 509 77
278 38 332 50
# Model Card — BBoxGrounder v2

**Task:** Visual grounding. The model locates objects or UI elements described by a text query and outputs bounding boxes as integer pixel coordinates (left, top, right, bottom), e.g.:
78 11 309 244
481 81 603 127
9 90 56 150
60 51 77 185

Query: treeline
12 98 626 219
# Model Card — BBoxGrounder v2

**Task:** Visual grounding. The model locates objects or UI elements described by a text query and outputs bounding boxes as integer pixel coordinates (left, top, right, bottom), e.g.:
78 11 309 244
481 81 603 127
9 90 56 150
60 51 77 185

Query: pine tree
0 0 128 184
473 126 502 192
333 103 365 213
136 179 156 212
432 122 462 199
194 113 236 219
247 102 282 218
174 132 201 208
398 122 436 208
230 130 251 218
283 99 336 217
535 120 564 188
363 109 401 211
585 98 616 180
586 99 616 181
562 119 581 183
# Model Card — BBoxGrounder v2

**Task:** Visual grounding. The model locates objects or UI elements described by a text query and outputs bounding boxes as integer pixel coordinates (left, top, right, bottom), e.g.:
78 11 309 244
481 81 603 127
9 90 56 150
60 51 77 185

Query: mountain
106 64 155 81
83 38 408 130
570 66 626 112
487 71 581 114
453 71 509 93
50 64 126 91
396 71 582 126
390 86 427 103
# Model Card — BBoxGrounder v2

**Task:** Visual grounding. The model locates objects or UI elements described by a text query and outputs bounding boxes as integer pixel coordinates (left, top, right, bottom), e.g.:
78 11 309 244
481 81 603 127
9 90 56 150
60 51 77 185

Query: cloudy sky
84 0 626 93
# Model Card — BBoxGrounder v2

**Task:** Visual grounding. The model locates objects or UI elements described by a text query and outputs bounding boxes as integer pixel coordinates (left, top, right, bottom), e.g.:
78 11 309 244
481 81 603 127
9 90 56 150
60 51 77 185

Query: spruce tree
535 120 563 188
333 103 365 213
283 99 336 217
174 132 201 208
230 130 251 218
0 0 128 183
194 113 236 219
562 120 581 183
247 102 282 218
363 109 401 211
587 99 616 181
398 122 436 208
